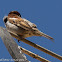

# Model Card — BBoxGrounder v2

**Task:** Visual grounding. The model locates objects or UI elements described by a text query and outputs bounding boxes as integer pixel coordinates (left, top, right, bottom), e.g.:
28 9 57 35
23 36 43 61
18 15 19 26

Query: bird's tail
40 32 54 41
33 29 54 41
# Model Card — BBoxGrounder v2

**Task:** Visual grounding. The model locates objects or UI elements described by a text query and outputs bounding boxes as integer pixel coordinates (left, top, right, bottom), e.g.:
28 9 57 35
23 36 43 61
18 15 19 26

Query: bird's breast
6 21 25 35
5 21 33 38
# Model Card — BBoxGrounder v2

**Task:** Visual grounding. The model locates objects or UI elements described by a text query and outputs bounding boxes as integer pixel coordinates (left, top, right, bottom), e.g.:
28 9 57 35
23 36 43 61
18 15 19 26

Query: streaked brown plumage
3 11 54 42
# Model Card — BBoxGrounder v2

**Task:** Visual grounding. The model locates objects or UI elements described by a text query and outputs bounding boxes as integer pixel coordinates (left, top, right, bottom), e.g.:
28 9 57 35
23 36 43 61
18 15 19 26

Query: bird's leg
17 35 24 43
18 40 20 43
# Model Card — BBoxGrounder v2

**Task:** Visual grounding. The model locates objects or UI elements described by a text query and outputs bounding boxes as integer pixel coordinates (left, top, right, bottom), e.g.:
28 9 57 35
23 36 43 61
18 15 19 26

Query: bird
3 11 54 42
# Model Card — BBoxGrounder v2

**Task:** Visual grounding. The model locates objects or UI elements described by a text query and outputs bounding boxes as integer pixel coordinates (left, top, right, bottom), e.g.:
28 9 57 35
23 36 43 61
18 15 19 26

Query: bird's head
8 11 21 17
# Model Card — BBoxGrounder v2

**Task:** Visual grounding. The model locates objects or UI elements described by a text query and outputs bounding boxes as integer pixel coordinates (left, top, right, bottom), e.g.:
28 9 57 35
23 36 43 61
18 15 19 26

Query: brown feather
8 15 32 30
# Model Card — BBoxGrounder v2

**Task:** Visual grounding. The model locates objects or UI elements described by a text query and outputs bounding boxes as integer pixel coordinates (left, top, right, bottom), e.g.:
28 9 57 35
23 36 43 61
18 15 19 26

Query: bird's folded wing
8 17 37 30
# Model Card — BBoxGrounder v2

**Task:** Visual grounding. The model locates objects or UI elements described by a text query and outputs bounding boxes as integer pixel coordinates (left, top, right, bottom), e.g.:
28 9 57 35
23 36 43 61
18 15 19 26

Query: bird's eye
4 17 7 23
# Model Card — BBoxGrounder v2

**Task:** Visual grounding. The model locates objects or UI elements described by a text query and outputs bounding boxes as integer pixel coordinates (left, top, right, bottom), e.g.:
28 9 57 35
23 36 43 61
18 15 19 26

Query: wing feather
8 17 37 30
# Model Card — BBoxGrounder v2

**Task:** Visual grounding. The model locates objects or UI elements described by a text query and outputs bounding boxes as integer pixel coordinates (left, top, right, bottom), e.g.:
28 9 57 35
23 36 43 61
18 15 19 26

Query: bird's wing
8 17 37 30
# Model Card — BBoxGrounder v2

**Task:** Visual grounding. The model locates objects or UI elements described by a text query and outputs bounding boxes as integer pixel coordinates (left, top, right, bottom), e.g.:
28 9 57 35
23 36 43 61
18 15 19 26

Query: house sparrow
3 11 54 42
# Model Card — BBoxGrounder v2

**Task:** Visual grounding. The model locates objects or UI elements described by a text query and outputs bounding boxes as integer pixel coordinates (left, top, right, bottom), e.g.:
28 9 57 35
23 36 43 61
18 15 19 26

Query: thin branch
10 33 62 61
0 27 29 62
18 46 50 62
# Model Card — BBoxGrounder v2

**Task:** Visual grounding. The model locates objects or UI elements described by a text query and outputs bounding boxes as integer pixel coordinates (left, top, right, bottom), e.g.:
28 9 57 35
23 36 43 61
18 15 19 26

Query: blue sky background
0 0 62 62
